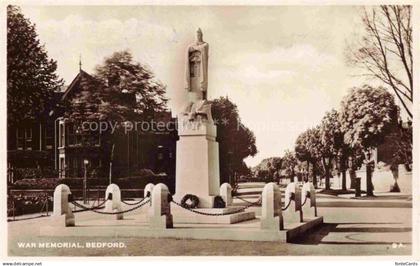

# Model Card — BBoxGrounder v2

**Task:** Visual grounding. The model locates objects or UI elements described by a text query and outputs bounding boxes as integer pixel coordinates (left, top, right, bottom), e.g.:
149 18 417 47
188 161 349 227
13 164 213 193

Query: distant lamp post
157 145 164 173
83 159 89 204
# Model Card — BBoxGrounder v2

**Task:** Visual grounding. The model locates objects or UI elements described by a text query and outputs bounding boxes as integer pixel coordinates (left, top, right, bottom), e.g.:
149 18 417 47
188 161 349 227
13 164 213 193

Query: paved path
8 203 411 256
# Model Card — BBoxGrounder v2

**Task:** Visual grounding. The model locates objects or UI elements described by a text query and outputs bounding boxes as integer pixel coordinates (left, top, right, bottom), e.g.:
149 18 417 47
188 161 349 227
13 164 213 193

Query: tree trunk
311 162 317 189
291 168 295 183
349 168 356 189
366 162 374 196
322 157 330 190
341 170 347 191
390 168 400 192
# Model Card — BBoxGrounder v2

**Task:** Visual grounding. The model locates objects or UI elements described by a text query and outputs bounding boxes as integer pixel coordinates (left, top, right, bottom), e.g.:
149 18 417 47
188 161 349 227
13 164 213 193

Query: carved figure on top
182 28 213 123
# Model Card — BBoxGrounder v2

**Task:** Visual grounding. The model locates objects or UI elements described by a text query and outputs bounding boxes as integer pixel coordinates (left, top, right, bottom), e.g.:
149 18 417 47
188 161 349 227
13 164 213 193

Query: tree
252 157 282 182
347 6 412 118
319 109 343 190
95 51 168 118
295 127 322 188
64 50 168 179
340 85 399 196
384 121 412 192
211 97 257 185
7 5 63 125
282 150 298 182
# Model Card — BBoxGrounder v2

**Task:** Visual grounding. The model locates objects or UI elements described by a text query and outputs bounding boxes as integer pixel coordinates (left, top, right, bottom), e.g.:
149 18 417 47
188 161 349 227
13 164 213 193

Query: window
67 124 83 146
59 124 65 147
25 128 32 150
45 123 54 149
67 124 75 146
16 128 24 150
72 157 79 177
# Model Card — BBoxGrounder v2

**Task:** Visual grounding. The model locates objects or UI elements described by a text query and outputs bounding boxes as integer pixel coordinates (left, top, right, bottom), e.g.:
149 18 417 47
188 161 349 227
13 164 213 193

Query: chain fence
281 193 310 211
70 196 150 215
121 198 150 206
234 195 261 205
171 195 261 216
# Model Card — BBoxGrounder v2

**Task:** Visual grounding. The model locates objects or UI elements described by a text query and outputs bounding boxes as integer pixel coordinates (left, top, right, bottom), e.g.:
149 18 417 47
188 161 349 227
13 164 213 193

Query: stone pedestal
301 182 317 219
144 183 154 198
174 119 220 208
104 184 123 220
52 184 75 227
149 183 173 229
220 183 233 206
284 182 303 224
260 182 284 230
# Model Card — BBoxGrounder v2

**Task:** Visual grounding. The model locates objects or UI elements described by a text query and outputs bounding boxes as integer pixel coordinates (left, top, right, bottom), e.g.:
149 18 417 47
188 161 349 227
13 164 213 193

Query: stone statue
182 28 213 123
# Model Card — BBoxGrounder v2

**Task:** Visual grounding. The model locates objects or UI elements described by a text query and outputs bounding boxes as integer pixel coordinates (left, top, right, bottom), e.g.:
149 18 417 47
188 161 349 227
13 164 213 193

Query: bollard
148 183 173 229
301 182 317 218
144 183 155 198
220 183 233 206
104 184 123 220
284 182 303 223
260 182 284 230
52 184 75 227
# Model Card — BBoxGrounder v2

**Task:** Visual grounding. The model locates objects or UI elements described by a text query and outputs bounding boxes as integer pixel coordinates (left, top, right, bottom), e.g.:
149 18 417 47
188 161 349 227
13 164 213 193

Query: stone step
189 206 245 214
236 182 266 189
171 204 256 224
235 188 264 195
173 211 256 224
234 194 261 199
234 190 287 198
41 215 324 242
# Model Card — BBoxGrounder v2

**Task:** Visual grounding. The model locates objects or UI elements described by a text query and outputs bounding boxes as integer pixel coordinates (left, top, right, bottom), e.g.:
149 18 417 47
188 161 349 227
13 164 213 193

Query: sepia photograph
3 2 415 259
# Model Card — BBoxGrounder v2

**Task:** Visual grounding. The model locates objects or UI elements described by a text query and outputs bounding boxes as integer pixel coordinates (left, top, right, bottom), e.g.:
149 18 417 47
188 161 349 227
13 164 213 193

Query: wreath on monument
213 196 226 208
181 194 200 209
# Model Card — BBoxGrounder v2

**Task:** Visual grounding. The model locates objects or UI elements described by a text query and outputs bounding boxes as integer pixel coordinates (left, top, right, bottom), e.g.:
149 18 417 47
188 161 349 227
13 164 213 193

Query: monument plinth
175 119 220 208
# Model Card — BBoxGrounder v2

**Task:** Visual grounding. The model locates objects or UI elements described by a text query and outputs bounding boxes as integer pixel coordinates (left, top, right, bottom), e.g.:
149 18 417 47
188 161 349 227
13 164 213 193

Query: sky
20 5 368 166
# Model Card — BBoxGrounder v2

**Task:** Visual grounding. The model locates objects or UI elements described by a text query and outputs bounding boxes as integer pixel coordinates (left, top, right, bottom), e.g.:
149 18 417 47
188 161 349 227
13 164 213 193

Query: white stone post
220 183 233 206
301 182 317 217
144 183 155 198
52 184 75 227
260 182 284 230
148 183 173 229
104 184 123 220
284 182 303 223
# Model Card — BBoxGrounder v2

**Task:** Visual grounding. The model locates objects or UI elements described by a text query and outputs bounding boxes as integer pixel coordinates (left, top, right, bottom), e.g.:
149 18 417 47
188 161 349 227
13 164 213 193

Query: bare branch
347 6 412 118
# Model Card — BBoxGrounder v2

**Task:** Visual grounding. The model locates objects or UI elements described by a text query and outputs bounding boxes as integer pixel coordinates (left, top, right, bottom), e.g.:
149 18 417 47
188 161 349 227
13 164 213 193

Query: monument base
175 119 220 208
171 203 256 224
40 215 323 242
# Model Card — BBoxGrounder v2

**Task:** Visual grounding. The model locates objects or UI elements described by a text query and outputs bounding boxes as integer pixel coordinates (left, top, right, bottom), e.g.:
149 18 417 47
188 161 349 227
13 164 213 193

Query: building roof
61 70 94 101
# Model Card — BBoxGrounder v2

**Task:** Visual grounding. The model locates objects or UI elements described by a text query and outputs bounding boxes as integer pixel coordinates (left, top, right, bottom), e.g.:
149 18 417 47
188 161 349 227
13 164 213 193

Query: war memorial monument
40 29 323 243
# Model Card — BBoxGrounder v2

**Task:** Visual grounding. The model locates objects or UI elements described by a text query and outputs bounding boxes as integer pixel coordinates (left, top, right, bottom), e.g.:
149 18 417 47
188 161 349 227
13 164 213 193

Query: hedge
57 178 108 188
11 168 58 180
7 194 52 217
12 178 59 189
